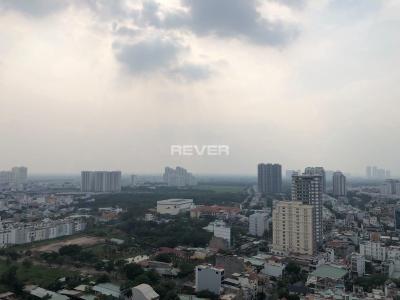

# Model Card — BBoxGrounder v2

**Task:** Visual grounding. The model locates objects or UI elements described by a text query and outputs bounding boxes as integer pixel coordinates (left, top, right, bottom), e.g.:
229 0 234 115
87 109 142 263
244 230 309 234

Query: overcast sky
0 0 399 176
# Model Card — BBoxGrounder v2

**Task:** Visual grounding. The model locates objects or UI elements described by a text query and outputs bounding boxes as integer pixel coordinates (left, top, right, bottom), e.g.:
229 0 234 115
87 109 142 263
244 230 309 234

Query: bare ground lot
32 236 105 253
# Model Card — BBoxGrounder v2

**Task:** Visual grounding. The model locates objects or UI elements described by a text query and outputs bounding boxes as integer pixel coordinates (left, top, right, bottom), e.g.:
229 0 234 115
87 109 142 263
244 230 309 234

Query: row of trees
118 216 212 249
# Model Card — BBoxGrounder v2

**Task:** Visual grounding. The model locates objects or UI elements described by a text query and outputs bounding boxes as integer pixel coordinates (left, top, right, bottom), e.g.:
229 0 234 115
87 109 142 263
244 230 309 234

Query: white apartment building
350 253 365 276
381 179 400 195
272 201 315 255
156 199 194 215
388 246 400 260
0 167 28 191
263 257 286 278
163 167 197 187
195 265 224 295
0 217 86 247
81 171 121 193
249 212 268 237
213 221 231 247
359 241 387 261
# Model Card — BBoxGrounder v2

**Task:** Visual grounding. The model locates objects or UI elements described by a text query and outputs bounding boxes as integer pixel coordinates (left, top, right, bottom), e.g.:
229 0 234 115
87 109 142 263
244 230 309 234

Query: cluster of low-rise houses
0 217 86 246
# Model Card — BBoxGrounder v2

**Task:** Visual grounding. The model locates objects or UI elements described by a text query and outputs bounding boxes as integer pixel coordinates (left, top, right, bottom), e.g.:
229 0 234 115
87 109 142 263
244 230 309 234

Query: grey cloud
328 0 382 19
114 38 183 74
139 0 161 27
0 0 131 19
170 63 212 81
0 0 69 17
113 38 211 80
269 0 306 9
113 25 139 36
161 0 298 46
83 0 131 20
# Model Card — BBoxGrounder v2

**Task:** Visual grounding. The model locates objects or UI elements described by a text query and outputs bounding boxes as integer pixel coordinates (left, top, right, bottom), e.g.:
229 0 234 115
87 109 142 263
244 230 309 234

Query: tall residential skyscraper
0 167 28 191
395 207 400 232
332 171 346 197
248 212 268 237
381 179 400 195
304 167 326 193
366 166 372 178
285 169 300 179
163 166 196 187
0 171 13 185
368 166 389 179
272 201 315 255
131 174 137 187
257 163 282 194
81 171 121 193
292 173 323 245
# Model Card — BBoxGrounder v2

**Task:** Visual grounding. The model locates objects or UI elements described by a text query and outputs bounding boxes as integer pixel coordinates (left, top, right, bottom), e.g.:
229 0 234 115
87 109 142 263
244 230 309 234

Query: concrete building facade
249 212 268 237
272 201 315 255
195 265 224 295
332 171 347 197
257 163 282 194
292 173 323 245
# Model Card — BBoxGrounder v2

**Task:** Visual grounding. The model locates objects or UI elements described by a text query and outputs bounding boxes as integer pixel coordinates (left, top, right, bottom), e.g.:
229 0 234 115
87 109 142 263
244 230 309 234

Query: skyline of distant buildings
1 163 398 180
381 179 400 196
366 165 391 180
81 171 122 193
0 166 28 191
163 166 197 187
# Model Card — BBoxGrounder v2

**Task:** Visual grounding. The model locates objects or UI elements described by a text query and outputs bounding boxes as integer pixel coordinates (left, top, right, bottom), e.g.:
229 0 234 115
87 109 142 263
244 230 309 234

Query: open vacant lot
32 236 104 253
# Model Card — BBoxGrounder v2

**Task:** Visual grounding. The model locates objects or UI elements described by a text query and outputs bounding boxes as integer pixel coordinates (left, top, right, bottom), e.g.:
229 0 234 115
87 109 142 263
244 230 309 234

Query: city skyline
1 1 400 300
0 164 395 178
1 0 400 174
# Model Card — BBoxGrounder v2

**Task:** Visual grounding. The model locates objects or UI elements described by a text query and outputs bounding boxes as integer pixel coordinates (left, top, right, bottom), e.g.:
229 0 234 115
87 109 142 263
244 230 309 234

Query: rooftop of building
133 284 159 300
311 264 348 280
92 283 121 298
197 264 224 271
157 199 193 204
191 205 240 213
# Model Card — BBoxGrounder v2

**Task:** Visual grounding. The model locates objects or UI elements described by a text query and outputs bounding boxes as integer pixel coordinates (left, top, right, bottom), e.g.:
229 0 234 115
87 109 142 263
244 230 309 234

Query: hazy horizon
1 0 399 175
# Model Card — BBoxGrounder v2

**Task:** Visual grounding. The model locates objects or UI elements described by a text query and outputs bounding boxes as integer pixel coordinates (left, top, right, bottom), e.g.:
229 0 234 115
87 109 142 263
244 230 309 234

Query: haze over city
2 1 400 300
1 0 400 175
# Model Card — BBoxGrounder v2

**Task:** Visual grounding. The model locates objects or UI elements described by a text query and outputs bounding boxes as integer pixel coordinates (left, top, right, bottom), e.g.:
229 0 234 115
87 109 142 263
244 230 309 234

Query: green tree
59 244 82 257
155 253 173 263
22 259 33 268
123 263 144 281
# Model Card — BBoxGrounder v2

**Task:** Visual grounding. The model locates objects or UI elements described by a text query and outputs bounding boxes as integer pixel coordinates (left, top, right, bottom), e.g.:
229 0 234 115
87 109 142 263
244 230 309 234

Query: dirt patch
32 236 104 253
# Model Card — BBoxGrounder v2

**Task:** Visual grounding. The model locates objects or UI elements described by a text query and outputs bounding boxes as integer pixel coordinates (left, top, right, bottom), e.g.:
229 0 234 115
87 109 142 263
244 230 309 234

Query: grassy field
0 260 77 291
